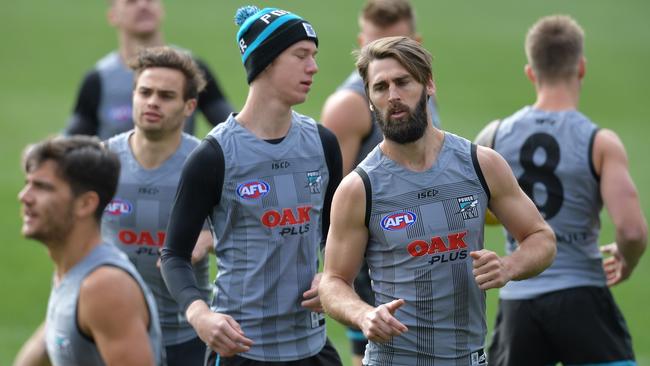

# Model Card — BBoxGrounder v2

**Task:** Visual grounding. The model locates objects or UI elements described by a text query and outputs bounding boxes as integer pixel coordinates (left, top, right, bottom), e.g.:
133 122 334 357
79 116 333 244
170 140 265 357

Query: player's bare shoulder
321 90 372 135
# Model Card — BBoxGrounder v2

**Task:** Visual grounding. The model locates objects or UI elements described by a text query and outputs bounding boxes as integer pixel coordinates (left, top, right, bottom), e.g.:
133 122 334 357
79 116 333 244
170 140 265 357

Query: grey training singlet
337 71 441 167
493 106 605 300
206 112 329 361
45 243 163 366
102 131 211 346
94 51 199 140
358 133 489 366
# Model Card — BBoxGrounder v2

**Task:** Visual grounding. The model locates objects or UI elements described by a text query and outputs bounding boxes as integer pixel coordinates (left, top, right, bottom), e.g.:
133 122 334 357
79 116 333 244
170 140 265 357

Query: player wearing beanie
161 5 343 366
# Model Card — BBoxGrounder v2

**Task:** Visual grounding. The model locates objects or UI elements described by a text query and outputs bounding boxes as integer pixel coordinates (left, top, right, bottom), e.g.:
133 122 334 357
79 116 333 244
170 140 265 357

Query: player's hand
301 273 323 313
188 304 253 357
359 299 408 343
601 243 632 287
471 250 511 290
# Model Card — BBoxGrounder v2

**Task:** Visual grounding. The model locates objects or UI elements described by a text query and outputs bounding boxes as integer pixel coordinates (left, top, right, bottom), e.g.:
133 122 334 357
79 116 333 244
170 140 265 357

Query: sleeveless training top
102 131 211 345
358 132 489 365
45 243 163 365
206 112 330 361
493 106 605 300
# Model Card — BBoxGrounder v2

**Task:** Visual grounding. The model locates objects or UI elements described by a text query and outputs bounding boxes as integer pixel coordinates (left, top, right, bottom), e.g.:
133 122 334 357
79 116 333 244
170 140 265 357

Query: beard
23 202 75 244
371 91 429 144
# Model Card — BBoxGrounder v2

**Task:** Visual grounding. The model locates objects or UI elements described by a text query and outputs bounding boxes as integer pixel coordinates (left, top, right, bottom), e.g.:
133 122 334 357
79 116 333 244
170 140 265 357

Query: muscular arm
13 323 51 366
160 138 223 312
320 173 407 342
77 267 155 366
195 59 233 126
321 90 373 174
64 70 101 136
594 129 647 285
475 146 556 288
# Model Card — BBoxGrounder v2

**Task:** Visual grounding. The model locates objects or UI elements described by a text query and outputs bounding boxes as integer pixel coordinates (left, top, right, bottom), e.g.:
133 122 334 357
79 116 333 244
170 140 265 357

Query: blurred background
1 1 649 364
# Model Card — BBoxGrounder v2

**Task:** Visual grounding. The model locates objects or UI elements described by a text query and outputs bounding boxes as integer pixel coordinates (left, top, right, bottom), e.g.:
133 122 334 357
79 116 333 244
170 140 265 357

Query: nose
388 84 401 101
146 94 160 109
18 185 32 204
306 56 318 75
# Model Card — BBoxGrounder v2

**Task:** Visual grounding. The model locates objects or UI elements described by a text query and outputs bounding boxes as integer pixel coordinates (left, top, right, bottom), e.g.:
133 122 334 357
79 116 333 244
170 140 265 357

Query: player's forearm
615 219 648 270
13 323 51 366
505 226 556 281
320 274 374 329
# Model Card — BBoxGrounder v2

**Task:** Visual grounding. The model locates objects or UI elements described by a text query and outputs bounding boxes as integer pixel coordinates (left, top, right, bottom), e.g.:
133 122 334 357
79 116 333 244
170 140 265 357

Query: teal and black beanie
235 6 318 84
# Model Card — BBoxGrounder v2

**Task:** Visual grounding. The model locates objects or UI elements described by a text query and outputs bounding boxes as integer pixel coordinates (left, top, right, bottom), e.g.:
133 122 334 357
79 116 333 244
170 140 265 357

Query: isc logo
104 199 132 216
237 180 270 199
380 211 417 231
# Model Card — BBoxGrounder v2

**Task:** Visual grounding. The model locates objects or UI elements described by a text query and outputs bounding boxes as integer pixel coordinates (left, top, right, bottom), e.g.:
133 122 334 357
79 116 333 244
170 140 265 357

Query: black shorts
347 262 374 356
167 336 206 366
488 286 635 366
205 338 342 366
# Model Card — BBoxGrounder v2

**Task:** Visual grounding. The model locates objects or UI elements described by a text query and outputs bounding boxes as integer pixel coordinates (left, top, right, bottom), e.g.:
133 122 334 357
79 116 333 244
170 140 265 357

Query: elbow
541 225 557 270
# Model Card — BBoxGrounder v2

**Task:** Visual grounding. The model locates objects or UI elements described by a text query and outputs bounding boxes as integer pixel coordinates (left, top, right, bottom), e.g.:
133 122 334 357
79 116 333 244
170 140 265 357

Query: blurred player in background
102 46 212 366
319 36 556 365
161 6 343 365
475 15 648 366
14 136 163 366
64 0 232 139
320 1 440 364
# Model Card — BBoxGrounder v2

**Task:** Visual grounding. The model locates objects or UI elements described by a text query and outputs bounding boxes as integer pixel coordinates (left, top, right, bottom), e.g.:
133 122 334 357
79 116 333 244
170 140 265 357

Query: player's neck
533 81 580 112
118 31 165 63
129 129 182 170
48 222 102 283
236 92 293 140
380 126 444 172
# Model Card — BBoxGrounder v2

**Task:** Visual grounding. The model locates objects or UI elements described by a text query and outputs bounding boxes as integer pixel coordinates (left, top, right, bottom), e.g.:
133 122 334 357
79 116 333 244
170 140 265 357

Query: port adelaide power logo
306 171 321 194
456 195 479 220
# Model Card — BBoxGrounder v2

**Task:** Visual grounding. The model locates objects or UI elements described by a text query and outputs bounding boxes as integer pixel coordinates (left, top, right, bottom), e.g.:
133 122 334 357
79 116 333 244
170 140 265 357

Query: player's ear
413 33 422 44
107 5 118 27
426 78 436 97
578 57 586 80
74 191 100 220
525 64 536 84
357 32 365 48
184 98 198 117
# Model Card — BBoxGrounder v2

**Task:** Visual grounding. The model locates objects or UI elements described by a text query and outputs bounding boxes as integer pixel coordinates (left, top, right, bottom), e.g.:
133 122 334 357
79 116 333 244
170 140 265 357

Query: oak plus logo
407 231 469 265
261 205 312 236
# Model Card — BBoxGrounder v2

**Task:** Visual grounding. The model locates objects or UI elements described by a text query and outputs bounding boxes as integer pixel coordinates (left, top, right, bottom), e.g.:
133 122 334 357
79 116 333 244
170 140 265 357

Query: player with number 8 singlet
475 15 648 366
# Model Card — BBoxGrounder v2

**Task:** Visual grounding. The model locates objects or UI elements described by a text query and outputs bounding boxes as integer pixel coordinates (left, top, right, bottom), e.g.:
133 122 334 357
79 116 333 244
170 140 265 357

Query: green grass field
1 1 649 364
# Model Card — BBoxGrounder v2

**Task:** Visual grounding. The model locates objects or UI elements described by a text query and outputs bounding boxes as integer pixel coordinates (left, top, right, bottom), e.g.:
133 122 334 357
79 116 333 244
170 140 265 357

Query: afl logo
237 180 270 199
381 211 417 231
105 199 132 216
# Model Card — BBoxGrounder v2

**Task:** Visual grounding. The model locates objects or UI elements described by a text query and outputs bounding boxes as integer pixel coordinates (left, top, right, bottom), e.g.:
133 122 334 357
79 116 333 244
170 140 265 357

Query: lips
142 112 162 122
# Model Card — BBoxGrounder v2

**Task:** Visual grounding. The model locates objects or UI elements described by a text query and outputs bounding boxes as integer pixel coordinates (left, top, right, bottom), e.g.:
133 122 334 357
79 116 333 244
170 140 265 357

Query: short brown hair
23 135 120 221
355 36 432 93
130 46 207 100
360 0 415 32
525 15 584 83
